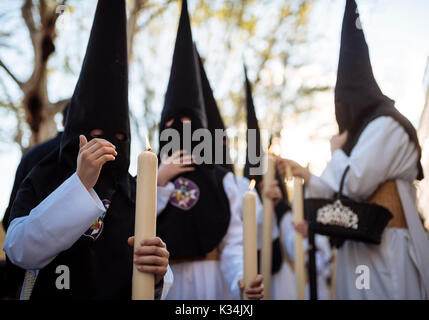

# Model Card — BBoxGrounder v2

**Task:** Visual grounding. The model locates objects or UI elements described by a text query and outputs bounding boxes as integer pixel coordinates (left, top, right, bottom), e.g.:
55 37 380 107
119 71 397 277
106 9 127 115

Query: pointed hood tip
196 47 226 133
243 65 262 181
160 0 207 132
60 0 130 172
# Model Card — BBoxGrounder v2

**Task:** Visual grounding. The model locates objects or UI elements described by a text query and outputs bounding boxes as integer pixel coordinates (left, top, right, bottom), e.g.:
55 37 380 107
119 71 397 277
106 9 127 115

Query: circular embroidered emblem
169 177 200 210
83 199 110 240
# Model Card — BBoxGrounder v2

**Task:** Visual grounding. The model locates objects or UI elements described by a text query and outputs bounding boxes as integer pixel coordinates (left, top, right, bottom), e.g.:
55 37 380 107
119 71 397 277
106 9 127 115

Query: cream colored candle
243 179 257 300
261 154 276 300
132 145 158 300
293 177 306 300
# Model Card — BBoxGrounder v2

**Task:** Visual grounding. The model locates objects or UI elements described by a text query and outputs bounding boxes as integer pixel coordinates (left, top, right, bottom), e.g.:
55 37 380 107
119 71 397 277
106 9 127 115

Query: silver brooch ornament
316 200 359 230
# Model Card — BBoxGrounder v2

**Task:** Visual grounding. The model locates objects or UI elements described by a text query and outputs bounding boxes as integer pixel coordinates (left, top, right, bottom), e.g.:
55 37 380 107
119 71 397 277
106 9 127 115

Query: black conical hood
160 0 206 133
196 51 225 132
196 48 234 172
60 0 130 174
336 0 423 180
335 0 392 133
243 65 262 183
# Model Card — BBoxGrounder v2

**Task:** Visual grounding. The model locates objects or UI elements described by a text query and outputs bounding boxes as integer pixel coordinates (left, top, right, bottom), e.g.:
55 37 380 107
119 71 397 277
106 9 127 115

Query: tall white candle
293 177 306 300
132 145 158 300
243 180 257 300
261 154 276 300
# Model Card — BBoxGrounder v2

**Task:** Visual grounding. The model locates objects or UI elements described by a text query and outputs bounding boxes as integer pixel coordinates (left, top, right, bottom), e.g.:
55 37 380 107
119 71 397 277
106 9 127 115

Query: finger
135 246 169 258
238 279 244 290
79 135 87 148
95 154 116 166
137 265 167 274
250 275 264 287
140 237 164 247
245 286 264 294
128 236 135 247
134 255 168 267
172 149 186 161
82 138 115 154
246 294 263 300
179 155 194 164
88 146 118 160
177 167 195 174
79 137 99 152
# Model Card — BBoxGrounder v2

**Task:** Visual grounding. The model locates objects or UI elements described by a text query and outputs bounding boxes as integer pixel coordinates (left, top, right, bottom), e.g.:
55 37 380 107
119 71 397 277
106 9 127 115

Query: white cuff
160 264 174 300
157 182 175 215
4 172 106 270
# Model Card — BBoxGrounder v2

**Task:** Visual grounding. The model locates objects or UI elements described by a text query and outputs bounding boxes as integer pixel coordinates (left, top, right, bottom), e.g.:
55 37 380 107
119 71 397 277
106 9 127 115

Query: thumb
238 279 244 290
127 236 135 247
79 135 87 148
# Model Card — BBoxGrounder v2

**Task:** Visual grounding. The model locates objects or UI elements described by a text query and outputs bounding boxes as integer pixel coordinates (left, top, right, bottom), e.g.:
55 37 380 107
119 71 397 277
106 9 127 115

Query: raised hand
277 158 311 186
76 135 117 190
157 149 195 186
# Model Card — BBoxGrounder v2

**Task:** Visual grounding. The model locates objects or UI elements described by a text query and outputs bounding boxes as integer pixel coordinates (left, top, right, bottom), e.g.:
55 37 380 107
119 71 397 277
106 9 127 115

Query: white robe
3 172 174 300
157 172 244 300
306 116 429 299
236 176 295 300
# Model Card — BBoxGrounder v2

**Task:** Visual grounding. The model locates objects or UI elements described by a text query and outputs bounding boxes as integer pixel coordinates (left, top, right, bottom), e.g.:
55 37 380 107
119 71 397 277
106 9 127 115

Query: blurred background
1 0 429 255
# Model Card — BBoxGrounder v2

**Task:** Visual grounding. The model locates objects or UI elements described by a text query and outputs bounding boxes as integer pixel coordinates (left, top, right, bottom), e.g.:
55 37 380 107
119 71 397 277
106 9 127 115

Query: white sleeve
156 183 175 215
160 264 174 300
3 173 105 270
305 174 335 199
280 213 295 260
320 116 419 200
314 235 332 276
219 172 244 300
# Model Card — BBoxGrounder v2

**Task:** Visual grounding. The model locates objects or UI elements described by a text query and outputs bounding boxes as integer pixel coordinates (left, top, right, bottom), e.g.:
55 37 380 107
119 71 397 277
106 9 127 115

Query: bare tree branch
140 0 176 29
22 0 37 47
0 58 23 88
127 0 146 64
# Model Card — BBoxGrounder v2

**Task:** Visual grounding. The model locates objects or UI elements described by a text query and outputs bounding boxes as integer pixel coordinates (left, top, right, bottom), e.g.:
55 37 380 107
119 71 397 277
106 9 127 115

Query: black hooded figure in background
241 65 292 299
3 0 171 300
281 0 429 299
1 106 67 300
195 48 234 173
155 0 263 300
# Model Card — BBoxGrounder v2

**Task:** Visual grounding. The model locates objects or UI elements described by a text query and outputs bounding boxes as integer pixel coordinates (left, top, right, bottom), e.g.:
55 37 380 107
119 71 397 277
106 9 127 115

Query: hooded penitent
243 65 263 186
9 0 136 299
243 66 284 274
196 47 234 172
336 0 423 179
156 0 230 259
268 135 291 224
